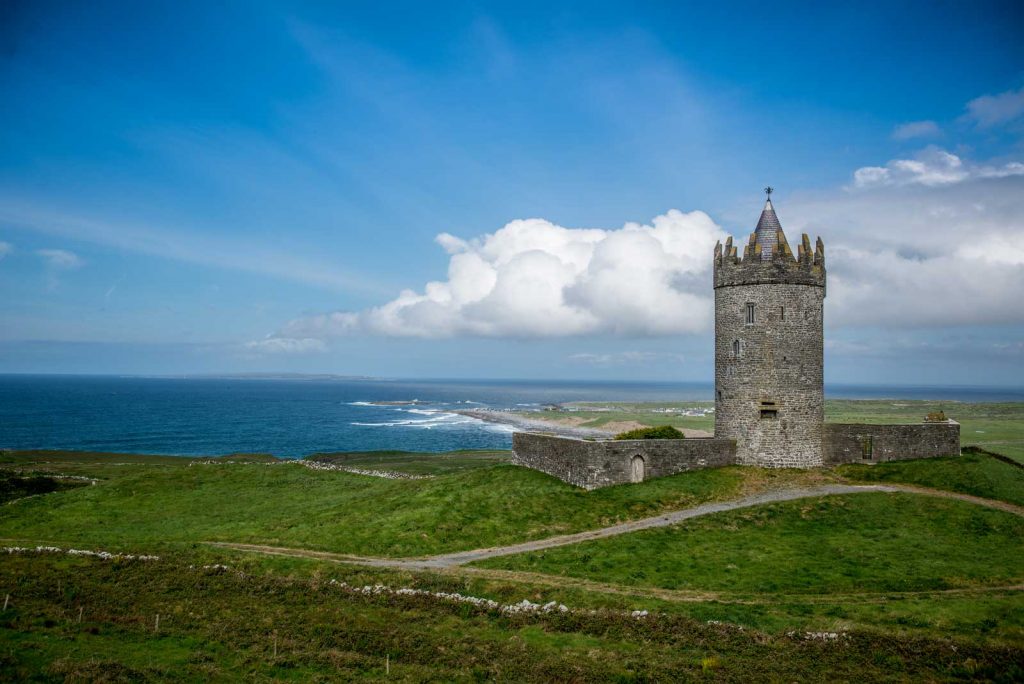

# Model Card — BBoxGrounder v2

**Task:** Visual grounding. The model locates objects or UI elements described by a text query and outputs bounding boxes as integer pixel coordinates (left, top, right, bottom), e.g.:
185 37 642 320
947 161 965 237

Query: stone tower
712 191 826 467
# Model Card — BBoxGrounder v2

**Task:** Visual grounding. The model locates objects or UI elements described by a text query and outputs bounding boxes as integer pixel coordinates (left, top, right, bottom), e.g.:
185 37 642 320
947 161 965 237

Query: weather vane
764 186 774 199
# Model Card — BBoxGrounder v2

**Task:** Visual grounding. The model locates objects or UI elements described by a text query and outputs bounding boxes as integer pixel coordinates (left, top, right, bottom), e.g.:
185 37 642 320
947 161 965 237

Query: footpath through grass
0 451 759 557
3 448 1024 673
474 493 1024 595
2 552 1021 682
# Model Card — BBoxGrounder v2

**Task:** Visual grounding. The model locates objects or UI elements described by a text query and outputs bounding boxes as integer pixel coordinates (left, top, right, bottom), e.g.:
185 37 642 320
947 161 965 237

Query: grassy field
2 447 1023 680
309 449 508 475
4 553 1021 682
840 448 1024 507
1 449 816 557
517 400 1024 463
473 492 1024 593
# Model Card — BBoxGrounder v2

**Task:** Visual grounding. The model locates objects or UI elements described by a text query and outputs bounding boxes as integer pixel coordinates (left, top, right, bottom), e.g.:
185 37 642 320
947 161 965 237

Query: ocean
0 375 1021 458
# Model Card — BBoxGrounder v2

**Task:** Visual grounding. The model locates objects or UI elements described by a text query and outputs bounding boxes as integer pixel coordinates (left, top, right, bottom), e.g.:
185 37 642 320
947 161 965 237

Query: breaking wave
351 408 475 430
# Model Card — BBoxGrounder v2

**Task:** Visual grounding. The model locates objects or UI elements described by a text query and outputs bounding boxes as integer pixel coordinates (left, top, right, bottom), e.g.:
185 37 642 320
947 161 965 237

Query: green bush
613 425 685 440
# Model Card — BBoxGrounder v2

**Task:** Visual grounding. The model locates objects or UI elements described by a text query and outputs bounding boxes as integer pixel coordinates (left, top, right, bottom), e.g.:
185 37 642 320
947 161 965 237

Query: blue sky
1 0 1023 384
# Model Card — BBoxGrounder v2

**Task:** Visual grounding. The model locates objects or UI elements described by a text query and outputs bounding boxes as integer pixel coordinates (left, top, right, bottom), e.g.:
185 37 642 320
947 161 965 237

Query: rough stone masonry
512 193 960 488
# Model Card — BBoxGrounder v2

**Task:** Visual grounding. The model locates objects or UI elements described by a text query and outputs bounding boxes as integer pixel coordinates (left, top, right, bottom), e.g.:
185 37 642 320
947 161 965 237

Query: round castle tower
712 191 826 467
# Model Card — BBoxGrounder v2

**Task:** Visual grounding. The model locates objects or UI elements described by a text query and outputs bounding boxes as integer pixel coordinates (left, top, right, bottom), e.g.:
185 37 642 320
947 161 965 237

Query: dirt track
211 483 1024 571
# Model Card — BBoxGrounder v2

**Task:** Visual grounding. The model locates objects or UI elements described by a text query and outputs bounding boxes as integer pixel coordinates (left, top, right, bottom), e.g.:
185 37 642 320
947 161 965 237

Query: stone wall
823 421 960 464
512 432 737 490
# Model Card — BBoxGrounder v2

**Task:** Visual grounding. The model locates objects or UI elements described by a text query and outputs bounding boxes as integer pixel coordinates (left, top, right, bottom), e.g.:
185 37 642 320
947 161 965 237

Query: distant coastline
1 375 1021 458
0 373 1020 401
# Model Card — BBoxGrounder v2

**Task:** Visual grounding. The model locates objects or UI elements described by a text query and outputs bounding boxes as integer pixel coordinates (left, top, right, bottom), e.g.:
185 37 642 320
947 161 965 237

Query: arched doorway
630 455 645 483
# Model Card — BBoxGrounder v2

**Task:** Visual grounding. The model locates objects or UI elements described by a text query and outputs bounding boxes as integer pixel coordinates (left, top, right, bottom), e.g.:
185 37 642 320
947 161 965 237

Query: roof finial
764 186 773 200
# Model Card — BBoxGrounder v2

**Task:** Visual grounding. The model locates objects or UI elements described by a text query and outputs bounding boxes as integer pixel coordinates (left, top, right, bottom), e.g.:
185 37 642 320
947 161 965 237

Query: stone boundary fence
512 433 736 490
823 421 960 465
513 420 960 489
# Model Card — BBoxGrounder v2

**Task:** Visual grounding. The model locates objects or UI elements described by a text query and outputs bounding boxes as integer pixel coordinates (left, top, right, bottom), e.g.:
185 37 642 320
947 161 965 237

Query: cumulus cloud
965 85 1024 128
891 120 940 140
787 160 1024 328
259 144 1024 347
277 210 727 340
851 147 1024 188
244 337 327 354
36 248 82 269
0 241 11 260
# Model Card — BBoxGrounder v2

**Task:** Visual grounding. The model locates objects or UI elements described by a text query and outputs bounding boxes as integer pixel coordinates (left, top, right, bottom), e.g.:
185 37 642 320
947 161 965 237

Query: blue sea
0 375 1021 458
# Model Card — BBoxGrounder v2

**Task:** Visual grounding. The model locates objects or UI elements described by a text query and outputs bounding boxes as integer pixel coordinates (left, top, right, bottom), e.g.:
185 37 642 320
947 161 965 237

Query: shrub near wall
614 426 685 440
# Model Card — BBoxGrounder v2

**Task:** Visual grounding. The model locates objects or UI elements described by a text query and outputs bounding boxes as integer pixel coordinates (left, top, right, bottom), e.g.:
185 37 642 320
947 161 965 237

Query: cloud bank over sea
266 146 1024 347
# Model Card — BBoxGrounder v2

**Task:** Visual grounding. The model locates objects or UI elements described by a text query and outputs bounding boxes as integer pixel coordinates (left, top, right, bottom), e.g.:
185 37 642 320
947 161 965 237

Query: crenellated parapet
713 230 825 289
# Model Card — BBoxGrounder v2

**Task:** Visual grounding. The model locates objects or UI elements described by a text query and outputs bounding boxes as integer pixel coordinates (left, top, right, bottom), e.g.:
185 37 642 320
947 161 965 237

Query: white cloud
35 248 83 290
891 120 940 140
244 337 327 354
569 351 684 365
787 163 1024 328
265 147 1024 343
965 85 1024 128
851 147 1024 188
0 241 11 260
277 210 727 340
36 248 82 269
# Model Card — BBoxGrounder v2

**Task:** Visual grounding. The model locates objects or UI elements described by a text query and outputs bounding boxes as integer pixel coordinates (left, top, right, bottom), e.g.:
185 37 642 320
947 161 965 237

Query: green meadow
5 552 1021 682
1 450 767 557
473 492 1024 594
1 438 1023 680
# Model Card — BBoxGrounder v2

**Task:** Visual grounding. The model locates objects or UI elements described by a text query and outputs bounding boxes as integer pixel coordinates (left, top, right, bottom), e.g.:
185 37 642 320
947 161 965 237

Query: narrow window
716 390 722 402
745 303 755 325
759 400 777 420
732 339 741 358
780 306 785 321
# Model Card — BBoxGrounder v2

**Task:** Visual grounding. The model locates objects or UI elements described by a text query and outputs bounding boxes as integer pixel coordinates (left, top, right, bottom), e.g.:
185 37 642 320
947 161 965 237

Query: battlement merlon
714 231 826 289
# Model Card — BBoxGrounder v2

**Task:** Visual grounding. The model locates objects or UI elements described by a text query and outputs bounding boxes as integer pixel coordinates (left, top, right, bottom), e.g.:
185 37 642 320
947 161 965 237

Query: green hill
1 448 1022 681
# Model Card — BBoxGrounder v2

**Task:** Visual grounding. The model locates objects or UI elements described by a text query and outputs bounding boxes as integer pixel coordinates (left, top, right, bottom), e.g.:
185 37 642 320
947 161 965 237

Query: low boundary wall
513 422 960 488
823 421 960 465
512 432 737 490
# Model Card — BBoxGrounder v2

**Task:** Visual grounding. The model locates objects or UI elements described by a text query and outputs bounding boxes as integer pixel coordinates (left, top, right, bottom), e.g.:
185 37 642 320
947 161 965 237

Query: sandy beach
455 409 714 439
454 409 616 438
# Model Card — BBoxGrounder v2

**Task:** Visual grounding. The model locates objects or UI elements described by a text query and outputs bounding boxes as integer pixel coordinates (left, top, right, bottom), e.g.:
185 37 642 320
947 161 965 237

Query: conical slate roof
753 199 784 261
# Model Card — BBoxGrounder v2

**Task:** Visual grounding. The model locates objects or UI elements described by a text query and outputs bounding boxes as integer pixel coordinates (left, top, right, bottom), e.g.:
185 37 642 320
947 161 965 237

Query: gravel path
211 483 1024 570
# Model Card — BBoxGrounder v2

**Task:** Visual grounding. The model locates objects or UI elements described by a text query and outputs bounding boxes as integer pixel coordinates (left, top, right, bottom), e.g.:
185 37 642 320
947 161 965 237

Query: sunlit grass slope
1 451 759 556
839 448 1024 507
474 493 1024 594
